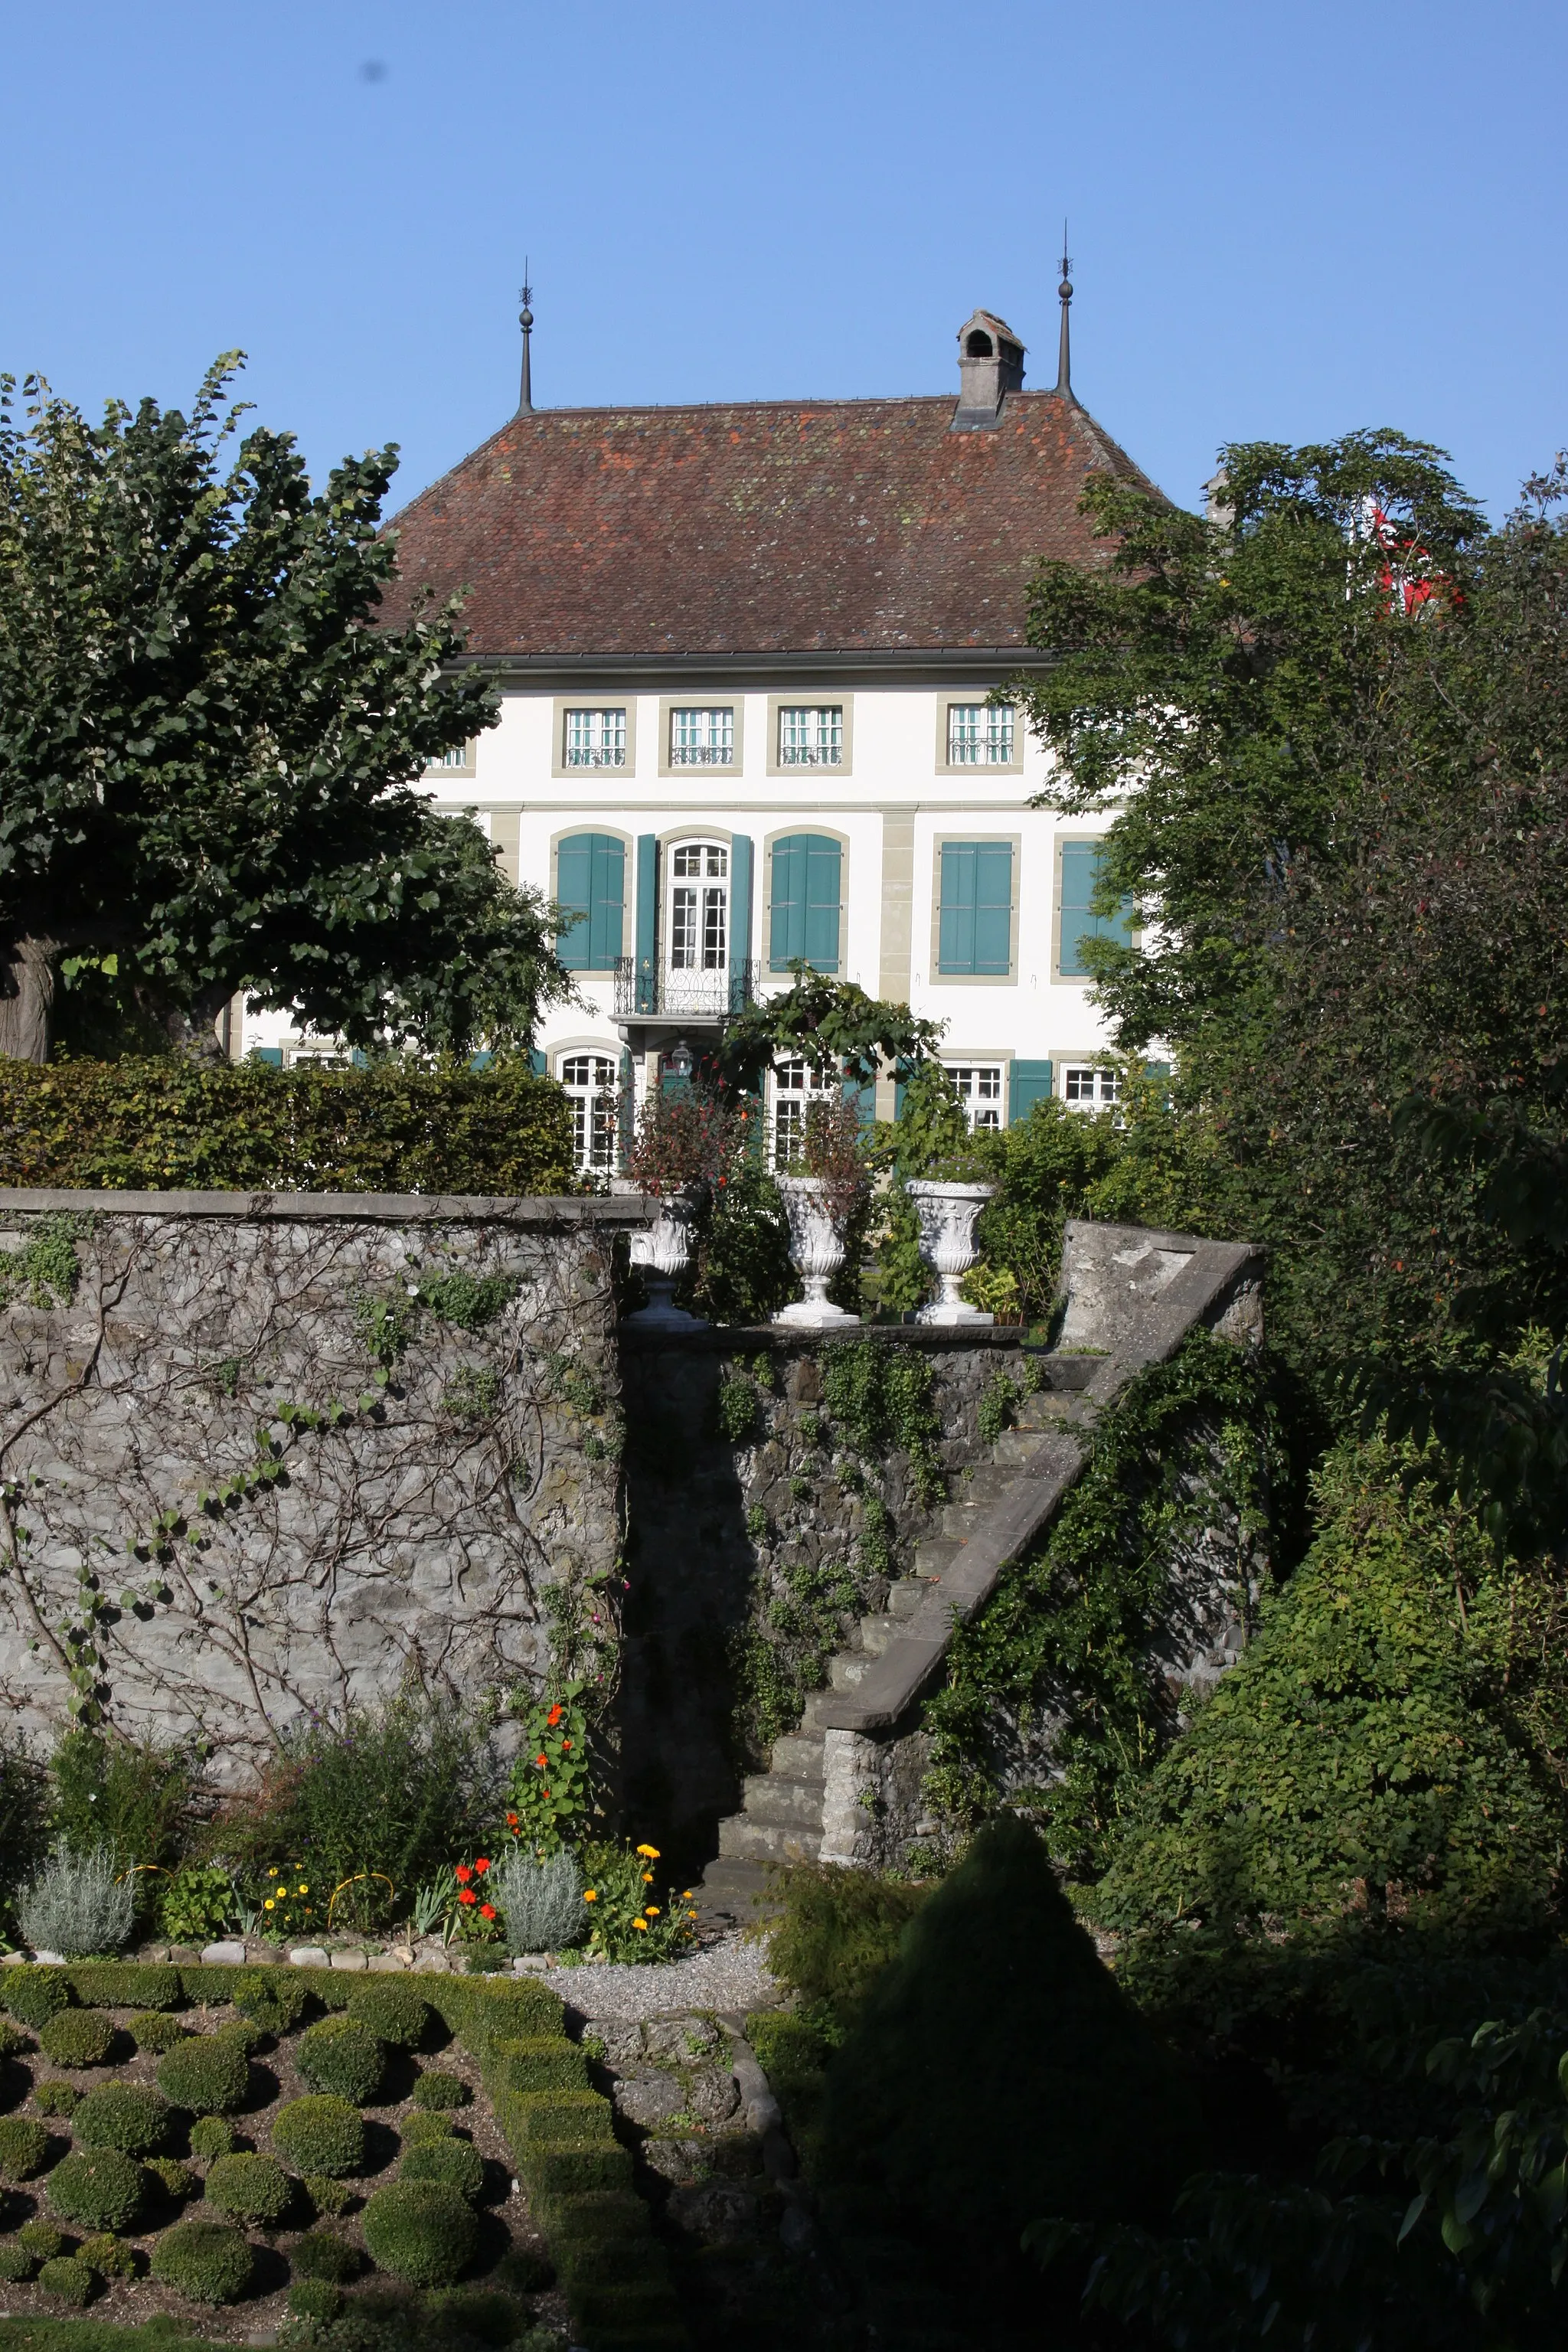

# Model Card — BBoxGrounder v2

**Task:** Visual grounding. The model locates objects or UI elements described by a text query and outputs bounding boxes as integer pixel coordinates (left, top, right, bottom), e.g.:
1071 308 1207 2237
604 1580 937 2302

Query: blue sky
1 0 1561 523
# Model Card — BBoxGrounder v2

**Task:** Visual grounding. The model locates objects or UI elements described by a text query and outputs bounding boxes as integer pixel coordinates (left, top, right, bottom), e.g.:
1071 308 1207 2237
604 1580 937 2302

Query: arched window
667 840 729 972
558 1052 619 1171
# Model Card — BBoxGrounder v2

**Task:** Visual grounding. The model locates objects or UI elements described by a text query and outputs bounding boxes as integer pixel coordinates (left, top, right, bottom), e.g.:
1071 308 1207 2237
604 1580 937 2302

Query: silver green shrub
491 1846 584 1953
18 1845 134 1958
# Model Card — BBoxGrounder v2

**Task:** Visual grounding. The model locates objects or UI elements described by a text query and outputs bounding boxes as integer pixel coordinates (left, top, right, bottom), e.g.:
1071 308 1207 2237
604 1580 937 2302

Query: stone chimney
952 309 1025 431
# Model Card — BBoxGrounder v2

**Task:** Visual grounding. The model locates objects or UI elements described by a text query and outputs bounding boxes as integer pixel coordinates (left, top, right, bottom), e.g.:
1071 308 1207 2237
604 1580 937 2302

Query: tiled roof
381 390 1155 659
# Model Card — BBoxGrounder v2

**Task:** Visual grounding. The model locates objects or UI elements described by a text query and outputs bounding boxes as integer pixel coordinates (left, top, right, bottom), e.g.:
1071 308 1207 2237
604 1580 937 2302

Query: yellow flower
641 1872 654 1883
264 1898 276 1910
299 1885 309 1896
635 1844 660 1859
267 1867 278 1878
631 1918 648 1932
583 1890 598 1903
645 1905 660 1916
681 1888 694 1898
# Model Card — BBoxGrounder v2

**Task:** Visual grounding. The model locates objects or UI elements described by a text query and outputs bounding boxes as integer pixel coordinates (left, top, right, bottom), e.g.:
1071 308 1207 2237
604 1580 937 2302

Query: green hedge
0 1060 577 1195
5 1960 685 2348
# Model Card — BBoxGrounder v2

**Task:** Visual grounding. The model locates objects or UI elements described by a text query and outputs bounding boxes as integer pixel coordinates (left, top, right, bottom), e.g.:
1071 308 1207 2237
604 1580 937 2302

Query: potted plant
617 1079 741 1325
774 1096 870 1330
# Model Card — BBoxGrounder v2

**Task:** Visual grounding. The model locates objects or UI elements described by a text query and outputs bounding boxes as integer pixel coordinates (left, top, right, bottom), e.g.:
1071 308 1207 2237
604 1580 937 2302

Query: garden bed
0 1963 688 2352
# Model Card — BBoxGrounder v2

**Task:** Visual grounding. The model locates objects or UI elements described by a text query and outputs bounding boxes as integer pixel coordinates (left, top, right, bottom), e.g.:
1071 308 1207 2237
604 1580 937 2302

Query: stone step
717 1813 821 1864
953 1461 1015 1504
1017 1391 1096 1431
913 1537 964 1579
858 1613 900 1657
799 1689 841 1731
693 1856 776 1924
940 1498 988 1539
887 1579 929 1620
828 1651 875 1690
740 1773 825 1828
767 1731 825 1779
992 1429 1047 1466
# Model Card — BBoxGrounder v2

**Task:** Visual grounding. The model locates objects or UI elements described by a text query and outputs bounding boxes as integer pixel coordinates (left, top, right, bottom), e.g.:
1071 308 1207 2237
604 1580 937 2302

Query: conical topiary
818 1817 1199 2281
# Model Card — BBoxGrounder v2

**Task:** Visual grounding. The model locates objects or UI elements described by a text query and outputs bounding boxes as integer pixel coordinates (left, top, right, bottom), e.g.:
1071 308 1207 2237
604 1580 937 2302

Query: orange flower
642 1872 653 1883
561 1738 572 1750
506 1811 519 1829
459 1888 477 1906
546 1704 564 1727
479 1903 497 1921
583 1890 598 1903
474 1857 490 1873
454 1864 473 1883
631 1917 648 1932
535 1753 548 1769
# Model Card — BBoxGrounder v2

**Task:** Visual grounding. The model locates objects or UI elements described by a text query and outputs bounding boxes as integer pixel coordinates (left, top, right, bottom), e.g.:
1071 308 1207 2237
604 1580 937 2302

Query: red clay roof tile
381 389 1155 658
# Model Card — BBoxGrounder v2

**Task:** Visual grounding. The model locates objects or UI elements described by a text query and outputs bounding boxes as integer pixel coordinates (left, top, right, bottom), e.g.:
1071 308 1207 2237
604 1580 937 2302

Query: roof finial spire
1054 224 1075 403
518 263 534 413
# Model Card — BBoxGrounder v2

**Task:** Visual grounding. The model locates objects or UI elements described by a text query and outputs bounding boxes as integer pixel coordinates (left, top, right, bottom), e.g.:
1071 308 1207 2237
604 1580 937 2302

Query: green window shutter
555 835 593 970
588 836 625 967
841 1076 877 1134
1008 1060 1054 1122
893 1079 907 1122
940 842 1011 975
770 834 841 972
769 836 803 969
635 835 659 1011
1060 841 1134 977
730 835 754 969
557 834 625 970
972 843 1013 975
939 843 978 974
250 1047 283 1068
528 1050 547 1078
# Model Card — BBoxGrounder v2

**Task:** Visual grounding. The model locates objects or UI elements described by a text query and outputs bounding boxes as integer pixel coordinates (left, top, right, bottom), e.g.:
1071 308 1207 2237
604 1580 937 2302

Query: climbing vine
921 1331 1284 1879
0 1216 83 1311
820 1339 945 1505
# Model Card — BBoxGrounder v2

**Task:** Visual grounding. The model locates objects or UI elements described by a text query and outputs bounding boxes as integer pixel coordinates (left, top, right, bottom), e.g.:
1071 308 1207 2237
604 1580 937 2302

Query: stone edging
0 1187 654 1225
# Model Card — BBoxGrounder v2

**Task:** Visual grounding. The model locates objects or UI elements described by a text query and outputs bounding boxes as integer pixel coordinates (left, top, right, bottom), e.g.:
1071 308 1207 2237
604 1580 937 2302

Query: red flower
459 1889 477 1906
561 1738 572 1751
475 1857 490 1873
506 1811 519 1828
546 1704 564 1727
535 1753 548 1769
454 1864 473 1883
541 1787 551 1799
479 1903 497 1921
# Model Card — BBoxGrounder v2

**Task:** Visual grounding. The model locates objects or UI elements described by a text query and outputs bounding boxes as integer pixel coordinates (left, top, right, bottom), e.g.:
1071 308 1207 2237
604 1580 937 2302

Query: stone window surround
423 739 478 778
940 1047 1016 1129
926 830 1022 986
932 694 1023 777
551 697 638 780
656 697 746 779
765 693 854 779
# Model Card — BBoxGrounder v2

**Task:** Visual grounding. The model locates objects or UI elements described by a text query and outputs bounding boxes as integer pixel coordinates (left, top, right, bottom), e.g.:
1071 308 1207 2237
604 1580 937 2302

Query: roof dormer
952 309 1025 431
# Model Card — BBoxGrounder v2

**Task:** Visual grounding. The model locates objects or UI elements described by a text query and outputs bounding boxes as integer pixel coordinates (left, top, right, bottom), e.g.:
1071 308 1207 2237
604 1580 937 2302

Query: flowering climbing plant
505 1681 595 1854
447 1854 501 1942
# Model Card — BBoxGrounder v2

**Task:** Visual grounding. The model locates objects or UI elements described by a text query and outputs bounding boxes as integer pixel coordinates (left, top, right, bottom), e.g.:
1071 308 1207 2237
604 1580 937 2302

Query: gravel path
525 1928 782 2022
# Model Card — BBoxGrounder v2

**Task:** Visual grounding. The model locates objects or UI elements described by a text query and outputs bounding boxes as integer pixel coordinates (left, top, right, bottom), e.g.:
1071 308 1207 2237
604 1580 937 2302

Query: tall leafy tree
0 358 571 1061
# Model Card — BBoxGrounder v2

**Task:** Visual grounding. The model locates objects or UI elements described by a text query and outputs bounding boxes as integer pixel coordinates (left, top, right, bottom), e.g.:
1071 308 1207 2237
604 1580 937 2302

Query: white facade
244 668 1128 1170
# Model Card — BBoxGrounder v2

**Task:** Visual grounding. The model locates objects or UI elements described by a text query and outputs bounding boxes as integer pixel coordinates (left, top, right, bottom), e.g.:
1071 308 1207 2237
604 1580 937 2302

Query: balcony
613 958 760 1022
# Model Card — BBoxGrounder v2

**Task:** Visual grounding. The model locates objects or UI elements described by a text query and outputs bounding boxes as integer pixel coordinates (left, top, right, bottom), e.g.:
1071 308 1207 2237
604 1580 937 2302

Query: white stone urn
613 1181 707 1327
907 1180 998 1325
773 1175 861 1329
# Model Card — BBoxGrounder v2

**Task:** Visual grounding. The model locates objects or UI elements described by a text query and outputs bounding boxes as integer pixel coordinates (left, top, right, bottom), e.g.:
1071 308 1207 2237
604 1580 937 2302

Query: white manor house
246 289 1156 1174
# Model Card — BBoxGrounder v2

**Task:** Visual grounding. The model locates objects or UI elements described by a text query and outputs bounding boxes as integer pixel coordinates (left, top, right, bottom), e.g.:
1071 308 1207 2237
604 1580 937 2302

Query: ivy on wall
922 1333 1284 1878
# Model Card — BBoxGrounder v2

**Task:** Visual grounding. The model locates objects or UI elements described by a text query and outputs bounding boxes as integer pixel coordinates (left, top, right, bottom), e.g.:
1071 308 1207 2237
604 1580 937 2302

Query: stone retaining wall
0 1191 645 1779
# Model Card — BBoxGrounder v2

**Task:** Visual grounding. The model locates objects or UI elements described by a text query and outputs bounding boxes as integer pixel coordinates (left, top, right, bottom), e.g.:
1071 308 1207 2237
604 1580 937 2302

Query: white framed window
668 841 729 973
945 1062 1006 1132
1063 1063 1122 1112
946 704 1014 766
559 1052 619 1173
770 1058 835 1169
778 705 844 767
564 707 627 769
669 707 734 766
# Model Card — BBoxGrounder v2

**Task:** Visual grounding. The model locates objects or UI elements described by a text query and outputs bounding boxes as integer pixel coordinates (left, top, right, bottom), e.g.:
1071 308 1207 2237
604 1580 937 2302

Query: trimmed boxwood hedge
70 1963 180 2011
129 2011 187 2054
2 1969 71 2031
0 2117 49 2180
0 1060 578 1195
288 2278 343 2322
490 2036 588 2095
19 2221 67 2260
36 2253 96 2306
347 1981 433 2050
33 2079 80 2116
400 2136 485 2204
271 2095 366 2179
188 2116 237 2161
0 2239 35 2282
289 2229 361 2283
411 2068 469 2110
204 2151 292 2226
296 2016 384 2104
361 2179 478 2287
157 2033 250 2115
38 2010 114 2069
73 2082 171 2155
47 2148 144 2232
402 2111 457 2146
78 2231 138 2279
150 2218 256 2305
233 1970 309 2035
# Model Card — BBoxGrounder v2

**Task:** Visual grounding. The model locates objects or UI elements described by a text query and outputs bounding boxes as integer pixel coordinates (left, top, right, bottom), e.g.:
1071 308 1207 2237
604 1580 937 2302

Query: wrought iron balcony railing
612 958 760 1021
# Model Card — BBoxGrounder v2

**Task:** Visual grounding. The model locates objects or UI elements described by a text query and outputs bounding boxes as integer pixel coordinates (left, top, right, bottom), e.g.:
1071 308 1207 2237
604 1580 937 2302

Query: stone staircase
697 1364 1098 1925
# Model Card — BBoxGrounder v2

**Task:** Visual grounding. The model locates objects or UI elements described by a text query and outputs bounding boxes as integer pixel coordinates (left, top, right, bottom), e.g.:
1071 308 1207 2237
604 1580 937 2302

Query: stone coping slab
0 1186 654 1223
